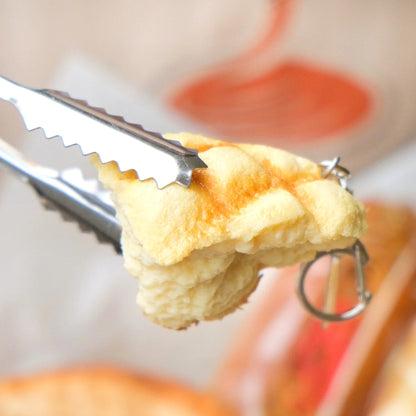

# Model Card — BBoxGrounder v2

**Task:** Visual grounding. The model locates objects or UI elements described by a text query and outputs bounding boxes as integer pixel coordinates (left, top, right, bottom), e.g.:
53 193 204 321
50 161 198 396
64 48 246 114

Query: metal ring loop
319 157 352 194
296 240 372 322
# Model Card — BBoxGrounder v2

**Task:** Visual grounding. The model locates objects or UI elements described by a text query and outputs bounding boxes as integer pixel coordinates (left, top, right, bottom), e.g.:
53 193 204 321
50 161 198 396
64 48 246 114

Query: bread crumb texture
92 133 366 329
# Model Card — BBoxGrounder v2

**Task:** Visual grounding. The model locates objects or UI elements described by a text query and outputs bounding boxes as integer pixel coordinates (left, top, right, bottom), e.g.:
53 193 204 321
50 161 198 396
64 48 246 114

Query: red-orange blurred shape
282 303 360 414
170 0 372 144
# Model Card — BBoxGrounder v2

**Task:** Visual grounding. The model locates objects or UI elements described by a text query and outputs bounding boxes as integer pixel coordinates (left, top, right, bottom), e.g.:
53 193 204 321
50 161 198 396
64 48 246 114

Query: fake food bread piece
92 133 366 329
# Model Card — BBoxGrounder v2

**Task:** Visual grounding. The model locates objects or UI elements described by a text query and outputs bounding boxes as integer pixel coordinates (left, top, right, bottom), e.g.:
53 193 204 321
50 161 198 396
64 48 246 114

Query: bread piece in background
213 202 416 416
0 367 235 416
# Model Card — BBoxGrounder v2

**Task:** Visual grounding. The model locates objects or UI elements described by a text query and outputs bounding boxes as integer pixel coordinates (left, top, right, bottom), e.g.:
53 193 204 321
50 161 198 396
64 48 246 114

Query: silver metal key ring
296 240 372 322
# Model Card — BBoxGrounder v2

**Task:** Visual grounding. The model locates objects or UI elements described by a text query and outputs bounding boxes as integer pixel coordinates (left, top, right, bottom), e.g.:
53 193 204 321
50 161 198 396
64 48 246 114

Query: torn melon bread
92 133 366 330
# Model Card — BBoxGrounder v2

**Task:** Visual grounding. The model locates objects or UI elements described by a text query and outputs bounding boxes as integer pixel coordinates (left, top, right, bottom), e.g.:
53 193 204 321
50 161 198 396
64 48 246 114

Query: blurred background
1 0 416 415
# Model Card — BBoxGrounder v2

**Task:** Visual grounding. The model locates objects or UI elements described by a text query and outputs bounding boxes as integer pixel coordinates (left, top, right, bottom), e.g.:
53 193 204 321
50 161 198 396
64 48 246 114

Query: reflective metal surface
0 137 121 252
296 241 372 322
0 75 207 189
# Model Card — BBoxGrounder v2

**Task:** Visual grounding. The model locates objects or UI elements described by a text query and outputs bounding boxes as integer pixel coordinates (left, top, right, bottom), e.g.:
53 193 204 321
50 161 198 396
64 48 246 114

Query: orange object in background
171 0 372 146
214 202 416 415
171 61 371 145
169 0 416 172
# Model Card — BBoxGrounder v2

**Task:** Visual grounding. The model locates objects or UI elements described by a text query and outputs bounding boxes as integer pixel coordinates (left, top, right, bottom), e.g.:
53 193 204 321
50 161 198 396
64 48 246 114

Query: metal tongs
0 75 371 323
0 75 207 187
0 74 207 253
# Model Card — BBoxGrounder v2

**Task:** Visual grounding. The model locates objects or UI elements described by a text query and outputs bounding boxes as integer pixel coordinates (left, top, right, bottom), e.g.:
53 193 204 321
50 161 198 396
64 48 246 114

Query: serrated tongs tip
0 74 207 188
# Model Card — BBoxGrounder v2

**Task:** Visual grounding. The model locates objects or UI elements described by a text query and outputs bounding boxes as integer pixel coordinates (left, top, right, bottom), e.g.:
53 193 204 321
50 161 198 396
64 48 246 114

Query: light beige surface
0 0 265 144
1 0 416 172
0 0 415 389
0 51 415 389
94 133 366 329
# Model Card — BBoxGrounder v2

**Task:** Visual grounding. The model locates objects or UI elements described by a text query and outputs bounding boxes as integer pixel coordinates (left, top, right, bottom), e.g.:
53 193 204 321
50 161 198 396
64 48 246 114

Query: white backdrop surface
0 56 415 386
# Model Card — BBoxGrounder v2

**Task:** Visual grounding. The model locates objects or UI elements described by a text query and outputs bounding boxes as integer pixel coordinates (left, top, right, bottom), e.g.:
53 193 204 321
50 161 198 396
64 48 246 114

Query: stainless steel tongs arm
0 137 121 252
0 74 207 189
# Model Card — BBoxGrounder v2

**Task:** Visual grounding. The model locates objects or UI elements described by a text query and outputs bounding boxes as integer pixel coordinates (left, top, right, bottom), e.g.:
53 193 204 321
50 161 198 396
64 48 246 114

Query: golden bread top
92 133 366 329
93 133 366 266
